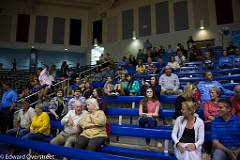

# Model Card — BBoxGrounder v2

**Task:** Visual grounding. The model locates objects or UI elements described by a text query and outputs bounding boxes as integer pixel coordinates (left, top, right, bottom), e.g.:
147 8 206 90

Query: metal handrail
79 60 112 77
17 78 70 104
16 60 113 105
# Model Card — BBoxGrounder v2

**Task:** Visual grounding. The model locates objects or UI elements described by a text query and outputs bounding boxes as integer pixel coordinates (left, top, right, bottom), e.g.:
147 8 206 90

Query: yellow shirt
30 112 50 135
136 65 145 73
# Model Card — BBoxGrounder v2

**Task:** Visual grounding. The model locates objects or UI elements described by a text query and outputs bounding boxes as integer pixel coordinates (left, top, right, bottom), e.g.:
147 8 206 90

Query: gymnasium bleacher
0 57 239 159
1 0 240 159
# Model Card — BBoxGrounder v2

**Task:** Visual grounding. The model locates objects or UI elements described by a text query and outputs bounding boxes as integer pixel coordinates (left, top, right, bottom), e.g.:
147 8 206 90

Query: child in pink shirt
139 87 161 147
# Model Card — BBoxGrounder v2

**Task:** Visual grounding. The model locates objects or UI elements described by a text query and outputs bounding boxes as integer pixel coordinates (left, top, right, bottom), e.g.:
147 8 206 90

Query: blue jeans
22 133 48 141
139 116 157 145
6 128 29 137
213 149 240 160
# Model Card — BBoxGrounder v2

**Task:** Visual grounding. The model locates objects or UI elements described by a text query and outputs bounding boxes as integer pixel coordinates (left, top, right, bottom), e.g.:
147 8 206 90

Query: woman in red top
139 87 160 147
231 85 240 117
204 87 221 128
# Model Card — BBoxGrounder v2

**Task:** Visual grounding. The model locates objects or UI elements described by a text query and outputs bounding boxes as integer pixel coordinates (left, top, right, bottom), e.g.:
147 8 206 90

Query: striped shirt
211 115 240 148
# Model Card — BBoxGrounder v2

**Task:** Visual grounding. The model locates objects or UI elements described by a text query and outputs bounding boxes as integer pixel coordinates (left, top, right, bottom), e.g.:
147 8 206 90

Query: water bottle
164 140 169 154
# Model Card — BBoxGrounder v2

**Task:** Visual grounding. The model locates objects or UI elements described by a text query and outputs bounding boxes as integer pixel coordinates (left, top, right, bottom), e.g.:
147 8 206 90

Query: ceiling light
200 20 205 30
132 30 136 40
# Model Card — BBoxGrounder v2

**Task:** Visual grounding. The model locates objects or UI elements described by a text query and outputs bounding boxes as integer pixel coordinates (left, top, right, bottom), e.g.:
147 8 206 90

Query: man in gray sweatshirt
159 65 181 95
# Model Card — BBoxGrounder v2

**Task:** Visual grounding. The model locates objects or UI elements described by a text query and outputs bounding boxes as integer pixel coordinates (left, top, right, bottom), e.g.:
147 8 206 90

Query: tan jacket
79 110 107 138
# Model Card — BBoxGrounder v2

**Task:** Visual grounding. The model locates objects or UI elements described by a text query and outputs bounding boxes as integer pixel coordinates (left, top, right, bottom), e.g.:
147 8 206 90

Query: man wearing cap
50 101 87 147
0 80 18 133
211 99 240 160
6 99 35 137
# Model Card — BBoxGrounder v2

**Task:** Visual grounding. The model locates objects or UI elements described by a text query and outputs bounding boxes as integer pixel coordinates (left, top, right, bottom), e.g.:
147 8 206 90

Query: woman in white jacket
171 101 204 160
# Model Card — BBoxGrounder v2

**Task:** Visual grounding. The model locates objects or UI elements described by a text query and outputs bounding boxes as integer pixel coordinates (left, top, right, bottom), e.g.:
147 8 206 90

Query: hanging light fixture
200 19 205 30
94 38 98 47
132 30 136 40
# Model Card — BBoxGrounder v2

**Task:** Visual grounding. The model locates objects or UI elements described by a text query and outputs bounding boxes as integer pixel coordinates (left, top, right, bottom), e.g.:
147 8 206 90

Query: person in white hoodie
50 101 87 147
171 101 204 160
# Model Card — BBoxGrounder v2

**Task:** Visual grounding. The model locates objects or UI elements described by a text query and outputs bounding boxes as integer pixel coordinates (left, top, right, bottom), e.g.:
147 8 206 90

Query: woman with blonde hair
172 101 204 160
75 98 108 151
175 83 200 118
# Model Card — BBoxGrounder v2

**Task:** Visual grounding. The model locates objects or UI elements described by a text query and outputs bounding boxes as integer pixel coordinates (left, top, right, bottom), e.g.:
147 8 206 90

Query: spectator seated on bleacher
159 65 181 95
60 61 69 78
211 99 240 160
141 76 161 98
118 56 128 69
19 82 35 103
203 52 214 69
139 87 160 148
92 67 103 82
144 40 152 55
175 83 199 119
204 87 221 129
226 41 237 55
74 98 108 151
91 88 107 113
68 88 86 112
231 84 240 117
104 76 119 96
50 101 87 148
156 57 166 73
6 99 35 137
197 71 234 104
136 59 145 74
175 50 186 66
167 56 180 71
158 45 165 57
166 44 175 56
177 43 188 58
172 101 204 160
70 77 81 95
82 81 93 99
22 103 50 141
137 49 145 61
145 57 157 74
114 73 128 96
128 54 137 67
233 48 240 67
126 74 140 96
116 66 128 77
102 65 115 81
48 89 68 120
150 47 159 60
218 50 233 68
25 77 42 103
